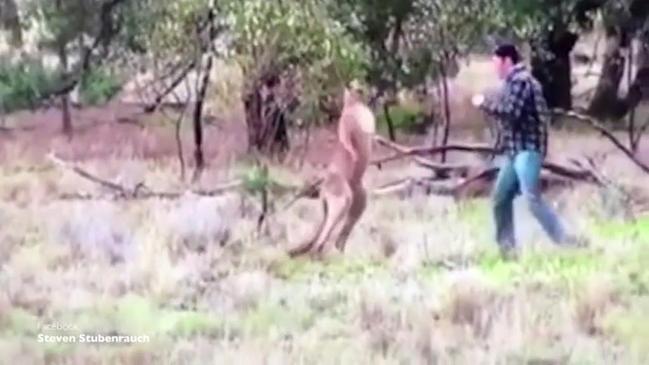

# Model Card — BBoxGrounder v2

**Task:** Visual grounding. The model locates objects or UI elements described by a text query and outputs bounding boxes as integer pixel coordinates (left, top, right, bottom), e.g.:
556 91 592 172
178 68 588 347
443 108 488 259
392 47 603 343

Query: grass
0 131 648 364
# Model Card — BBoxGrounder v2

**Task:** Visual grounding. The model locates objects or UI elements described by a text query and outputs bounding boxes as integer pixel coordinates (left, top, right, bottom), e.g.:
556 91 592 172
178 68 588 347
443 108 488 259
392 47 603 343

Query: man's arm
480 78 528 122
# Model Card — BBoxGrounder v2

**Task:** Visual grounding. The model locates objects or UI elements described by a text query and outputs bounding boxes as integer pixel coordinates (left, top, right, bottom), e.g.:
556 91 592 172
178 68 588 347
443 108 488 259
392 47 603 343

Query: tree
331 0 417 141
497 0 649 129
403 0 498 162
497 0 596 111
332 0 497 159
587 1 649 123
25 0 130 138
125 0 230 181
225 0 366 158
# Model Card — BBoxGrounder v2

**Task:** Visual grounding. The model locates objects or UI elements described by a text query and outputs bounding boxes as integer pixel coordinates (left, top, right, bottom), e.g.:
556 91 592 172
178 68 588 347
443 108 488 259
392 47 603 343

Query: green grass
591 214 649 241
1 156 648 364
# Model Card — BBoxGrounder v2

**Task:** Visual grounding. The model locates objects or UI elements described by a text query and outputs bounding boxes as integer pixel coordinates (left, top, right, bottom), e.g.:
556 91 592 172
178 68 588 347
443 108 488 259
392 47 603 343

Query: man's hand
471 94 485 107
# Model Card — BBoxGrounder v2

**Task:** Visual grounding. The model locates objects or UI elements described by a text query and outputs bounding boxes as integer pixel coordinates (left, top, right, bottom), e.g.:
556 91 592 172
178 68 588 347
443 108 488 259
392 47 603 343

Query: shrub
78 67 123 106
0 58 57 113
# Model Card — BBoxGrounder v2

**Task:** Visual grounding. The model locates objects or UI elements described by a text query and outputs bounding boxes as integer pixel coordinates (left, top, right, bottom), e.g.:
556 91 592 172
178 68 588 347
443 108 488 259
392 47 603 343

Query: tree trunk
244 86 264 152
383 103 397 141
587 31 649 123
191 54 213 183
175 109 186 182
624 40 649 114
262 91 290 161
531 30 578 111
630 40 649 151
627 43 637 151
383 12 403 143
60 90 72 139
587 33 627 120
439 63 452 163
0 0 22 46
58 56 72 136
54 0 72 139
243 73 291 159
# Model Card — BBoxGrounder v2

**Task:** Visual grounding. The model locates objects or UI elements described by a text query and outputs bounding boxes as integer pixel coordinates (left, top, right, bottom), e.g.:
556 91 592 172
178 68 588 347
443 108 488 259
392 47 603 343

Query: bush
377 104 427 134
78 67 123 106
0 58 57 113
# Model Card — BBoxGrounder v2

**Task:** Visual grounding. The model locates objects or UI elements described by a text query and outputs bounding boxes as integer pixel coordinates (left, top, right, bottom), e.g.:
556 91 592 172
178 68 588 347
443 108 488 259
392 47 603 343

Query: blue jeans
492 150 566 251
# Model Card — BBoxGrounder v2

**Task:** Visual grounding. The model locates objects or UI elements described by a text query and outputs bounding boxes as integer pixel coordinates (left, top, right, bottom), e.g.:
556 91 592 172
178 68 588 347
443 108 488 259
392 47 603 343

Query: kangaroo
288 86 376 258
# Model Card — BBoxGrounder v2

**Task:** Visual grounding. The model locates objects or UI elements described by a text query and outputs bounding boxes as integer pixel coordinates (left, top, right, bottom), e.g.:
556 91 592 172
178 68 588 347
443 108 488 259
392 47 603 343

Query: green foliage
133 0 213 58
27 0 104 49
227 0 365 79
0 59 57 113
591 215 649 242
500 0 596 37
332 0 499 94
405 0 499 83
241 164 271 195
226 0 367 121
0 61 121 112
377 104 426 134
78 67 122 106
331 0 416 89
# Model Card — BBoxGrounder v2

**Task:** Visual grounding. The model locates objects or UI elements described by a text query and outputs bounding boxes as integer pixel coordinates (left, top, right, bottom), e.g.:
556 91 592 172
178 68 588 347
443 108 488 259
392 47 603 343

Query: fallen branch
454 167 499 194
413 158 472 178
374 109 649 179
372 135 498 167
372 168 580 199
47 152 243 200
372 177 456 197
374 126 611 187
542 161 603 185
48 153 130 195
371 155 603 200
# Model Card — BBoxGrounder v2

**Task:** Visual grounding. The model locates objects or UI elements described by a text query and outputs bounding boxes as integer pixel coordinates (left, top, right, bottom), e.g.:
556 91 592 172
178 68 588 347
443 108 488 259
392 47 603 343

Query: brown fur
288 87 375 258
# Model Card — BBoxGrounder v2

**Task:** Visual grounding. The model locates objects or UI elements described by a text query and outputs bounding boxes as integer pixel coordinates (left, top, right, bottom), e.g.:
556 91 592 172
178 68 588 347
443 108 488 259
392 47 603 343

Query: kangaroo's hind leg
287 198 328 258
334 186 367 253
311 177 352 257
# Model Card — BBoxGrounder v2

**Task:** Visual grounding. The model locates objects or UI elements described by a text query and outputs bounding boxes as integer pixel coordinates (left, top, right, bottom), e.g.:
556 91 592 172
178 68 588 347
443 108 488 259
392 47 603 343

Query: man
472 44 581 259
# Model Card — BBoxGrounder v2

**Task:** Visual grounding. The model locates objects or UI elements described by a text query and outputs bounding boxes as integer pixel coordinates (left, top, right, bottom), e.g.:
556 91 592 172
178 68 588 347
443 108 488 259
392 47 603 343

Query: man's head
492 44 521 79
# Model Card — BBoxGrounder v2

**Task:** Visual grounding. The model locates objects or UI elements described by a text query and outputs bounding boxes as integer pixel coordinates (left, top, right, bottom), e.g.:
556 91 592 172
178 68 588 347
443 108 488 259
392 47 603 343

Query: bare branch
371 160 599 199
551 108 649 174
48 152 242 200
372 135 498 166
144 61 197 113
47 153 130 196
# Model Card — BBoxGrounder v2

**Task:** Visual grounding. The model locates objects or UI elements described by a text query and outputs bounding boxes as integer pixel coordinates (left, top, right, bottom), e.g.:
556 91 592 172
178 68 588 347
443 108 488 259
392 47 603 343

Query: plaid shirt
480 63 549 158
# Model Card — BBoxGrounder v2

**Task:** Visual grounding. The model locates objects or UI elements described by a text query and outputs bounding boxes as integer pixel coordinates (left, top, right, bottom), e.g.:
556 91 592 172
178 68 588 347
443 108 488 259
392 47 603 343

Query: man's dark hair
494 44 521 64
